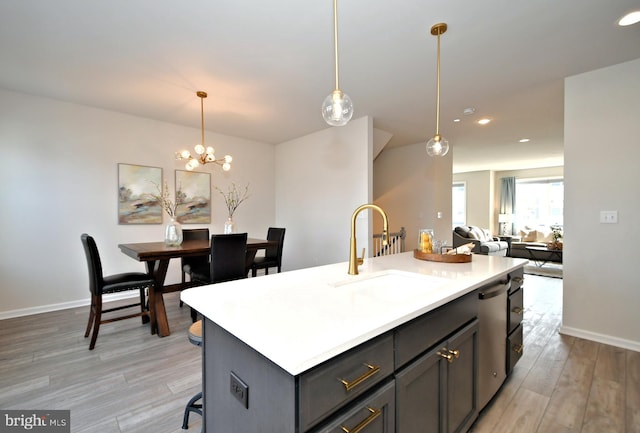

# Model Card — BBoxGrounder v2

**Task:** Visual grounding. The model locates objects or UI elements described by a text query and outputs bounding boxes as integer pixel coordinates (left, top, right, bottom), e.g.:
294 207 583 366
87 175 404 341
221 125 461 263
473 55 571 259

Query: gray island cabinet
181 252 527 433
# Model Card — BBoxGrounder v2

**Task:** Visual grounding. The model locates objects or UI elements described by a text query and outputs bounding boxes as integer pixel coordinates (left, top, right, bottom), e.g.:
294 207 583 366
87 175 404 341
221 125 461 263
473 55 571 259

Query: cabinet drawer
509 268 524 293
395 291 477 369
308 380 395 433
299 333 394 432
507 323 523 374
508 287 524 334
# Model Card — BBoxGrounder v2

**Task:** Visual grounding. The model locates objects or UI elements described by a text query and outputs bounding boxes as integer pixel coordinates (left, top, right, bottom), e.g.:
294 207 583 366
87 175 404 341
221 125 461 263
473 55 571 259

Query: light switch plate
600 210 618 224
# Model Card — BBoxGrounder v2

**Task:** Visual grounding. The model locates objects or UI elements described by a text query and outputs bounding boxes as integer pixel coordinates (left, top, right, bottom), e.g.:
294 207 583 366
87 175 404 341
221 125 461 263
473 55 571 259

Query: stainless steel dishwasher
477 279 509 410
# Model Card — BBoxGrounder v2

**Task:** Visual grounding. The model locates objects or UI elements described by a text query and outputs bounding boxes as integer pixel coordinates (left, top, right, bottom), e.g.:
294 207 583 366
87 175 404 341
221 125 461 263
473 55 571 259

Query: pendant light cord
435 29 441 136
333 0 340 90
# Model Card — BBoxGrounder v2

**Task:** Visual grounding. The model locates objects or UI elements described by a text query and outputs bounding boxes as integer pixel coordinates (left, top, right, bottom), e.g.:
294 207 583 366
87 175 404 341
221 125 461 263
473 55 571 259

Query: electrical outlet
600 210 618 224
230 372 249 409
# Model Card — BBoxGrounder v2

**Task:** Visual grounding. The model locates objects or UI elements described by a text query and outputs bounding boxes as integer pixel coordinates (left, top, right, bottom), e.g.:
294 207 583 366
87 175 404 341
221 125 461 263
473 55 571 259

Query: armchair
453 226 508 256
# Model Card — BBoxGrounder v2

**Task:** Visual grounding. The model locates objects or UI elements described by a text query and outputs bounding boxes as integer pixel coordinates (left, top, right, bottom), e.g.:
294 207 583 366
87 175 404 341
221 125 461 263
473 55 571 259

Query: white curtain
500 177 516 234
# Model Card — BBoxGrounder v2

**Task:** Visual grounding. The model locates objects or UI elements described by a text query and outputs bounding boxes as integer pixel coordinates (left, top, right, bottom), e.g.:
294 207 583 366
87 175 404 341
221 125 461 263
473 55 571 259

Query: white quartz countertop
181 252 527 376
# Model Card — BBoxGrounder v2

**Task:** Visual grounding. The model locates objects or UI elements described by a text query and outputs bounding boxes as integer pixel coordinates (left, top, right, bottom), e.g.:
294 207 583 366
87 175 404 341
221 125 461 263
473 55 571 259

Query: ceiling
1 1 639 173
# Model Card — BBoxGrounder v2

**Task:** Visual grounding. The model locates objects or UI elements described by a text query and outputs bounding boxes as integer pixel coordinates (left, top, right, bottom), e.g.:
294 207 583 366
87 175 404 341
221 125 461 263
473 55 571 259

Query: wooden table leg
146 259 171 337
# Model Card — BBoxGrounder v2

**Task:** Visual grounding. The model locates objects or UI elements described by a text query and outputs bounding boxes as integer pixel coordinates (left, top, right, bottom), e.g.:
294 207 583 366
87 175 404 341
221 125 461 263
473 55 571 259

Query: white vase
224 217 235 234
164 217 183 246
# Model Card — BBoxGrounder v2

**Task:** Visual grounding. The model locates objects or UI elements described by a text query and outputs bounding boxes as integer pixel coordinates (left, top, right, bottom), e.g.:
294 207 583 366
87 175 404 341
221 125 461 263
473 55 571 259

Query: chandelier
176 91 232 171
321 0 353 126
426 23 450 157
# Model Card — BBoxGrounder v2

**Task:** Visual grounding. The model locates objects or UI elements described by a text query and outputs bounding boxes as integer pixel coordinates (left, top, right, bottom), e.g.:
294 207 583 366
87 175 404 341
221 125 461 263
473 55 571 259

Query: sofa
453 226 508 256
509 226 562 262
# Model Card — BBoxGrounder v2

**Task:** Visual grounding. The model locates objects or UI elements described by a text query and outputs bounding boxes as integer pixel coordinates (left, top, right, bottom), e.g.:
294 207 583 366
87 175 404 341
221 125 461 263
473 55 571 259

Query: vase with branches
215 183 250 233
149 180 183 246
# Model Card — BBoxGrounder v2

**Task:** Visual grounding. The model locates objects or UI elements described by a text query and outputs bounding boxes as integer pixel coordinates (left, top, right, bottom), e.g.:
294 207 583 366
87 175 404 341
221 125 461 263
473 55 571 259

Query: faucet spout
348 204 389 275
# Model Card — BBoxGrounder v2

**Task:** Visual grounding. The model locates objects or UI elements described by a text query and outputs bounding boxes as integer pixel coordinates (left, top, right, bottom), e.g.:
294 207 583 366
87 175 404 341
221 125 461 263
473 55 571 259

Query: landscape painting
175 170 211 224
117 163 162 224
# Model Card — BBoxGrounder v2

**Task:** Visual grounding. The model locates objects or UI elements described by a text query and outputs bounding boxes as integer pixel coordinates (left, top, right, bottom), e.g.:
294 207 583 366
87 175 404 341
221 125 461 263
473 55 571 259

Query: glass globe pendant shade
426 134 449 157
322 89 353 126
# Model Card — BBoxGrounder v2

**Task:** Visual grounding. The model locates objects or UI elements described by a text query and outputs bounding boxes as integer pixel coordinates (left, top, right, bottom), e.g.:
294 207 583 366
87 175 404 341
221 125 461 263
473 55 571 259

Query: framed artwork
117 163 162 224
175 170 211 224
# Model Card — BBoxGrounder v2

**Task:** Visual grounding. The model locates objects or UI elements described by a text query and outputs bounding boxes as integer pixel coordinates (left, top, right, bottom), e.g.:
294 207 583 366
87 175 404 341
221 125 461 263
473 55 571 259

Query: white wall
452 170 494 232
275 116 372 270
562 58 640 351
374 141 453 250
0 88 275 318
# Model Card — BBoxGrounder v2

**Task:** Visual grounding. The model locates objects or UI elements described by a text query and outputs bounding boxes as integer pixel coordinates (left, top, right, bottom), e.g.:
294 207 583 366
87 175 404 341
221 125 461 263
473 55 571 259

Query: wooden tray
413 249 472 263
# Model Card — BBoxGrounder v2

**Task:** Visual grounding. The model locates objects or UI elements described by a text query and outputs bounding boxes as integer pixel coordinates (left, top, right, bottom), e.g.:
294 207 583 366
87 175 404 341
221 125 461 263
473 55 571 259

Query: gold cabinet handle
436 350 453 363
512 307 525 315
339 363 380 391
437 347 460 364
512 344 524 354
512 276 524 284
341 407 381 433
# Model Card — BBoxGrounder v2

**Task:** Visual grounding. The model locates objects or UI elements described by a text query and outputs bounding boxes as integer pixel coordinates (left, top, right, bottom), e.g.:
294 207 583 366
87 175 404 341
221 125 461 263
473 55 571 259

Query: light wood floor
1 275 638 432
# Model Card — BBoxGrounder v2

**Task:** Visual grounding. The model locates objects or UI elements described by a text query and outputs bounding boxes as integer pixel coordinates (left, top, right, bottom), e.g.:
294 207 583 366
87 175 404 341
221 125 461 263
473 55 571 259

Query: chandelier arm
333 0 339 90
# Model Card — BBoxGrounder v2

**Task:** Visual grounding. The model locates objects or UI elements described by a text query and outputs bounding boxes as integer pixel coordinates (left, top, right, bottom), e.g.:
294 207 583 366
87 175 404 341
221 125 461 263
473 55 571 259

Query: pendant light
321 0 353 126
175 91 232 171
426 23 450 157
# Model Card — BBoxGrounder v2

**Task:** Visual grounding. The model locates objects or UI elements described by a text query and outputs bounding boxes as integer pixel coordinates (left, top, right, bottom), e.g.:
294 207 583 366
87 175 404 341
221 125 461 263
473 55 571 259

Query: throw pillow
454 226 471 238
520 229 537 242
469 226 485 241
538 228 553 243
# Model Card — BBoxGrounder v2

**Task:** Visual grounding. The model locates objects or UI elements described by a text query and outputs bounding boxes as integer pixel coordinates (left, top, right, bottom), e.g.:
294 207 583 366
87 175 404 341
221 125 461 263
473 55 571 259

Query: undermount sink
330 270 449 303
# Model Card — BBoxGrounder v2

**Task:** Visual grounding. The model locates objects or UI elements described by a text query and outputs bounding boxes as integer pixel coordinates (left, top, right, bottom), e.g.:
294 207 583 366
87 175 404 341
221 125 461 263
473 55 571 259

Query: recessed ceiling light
477 118 491 125
463 107 476 115
618 10 640 26
519 138 530 143
453 118 461 123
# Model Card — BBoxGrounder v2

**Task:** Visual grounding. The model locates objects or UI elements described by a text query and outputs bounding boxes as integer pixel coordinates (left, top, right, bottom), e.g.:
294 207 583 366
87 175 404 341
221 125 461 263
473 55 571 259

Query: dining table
118 237 276 337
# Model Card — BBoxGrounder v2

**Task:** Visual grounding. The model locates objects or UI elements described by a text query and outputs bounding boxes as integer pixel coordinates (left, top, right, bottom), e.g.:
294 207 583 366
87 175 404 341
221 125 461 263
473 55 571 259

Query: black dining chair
181 228 210 284
181 233 248 430
251 227 285 277
189 232 248 320
80 233 155 350
179 228 210 307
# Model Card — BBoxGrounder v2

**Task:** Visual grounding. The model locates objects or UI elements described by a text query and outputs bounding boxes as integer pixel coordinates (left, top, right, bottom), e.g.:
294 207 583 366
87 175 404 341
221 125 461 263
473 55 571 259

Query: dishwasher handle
478 281 509 299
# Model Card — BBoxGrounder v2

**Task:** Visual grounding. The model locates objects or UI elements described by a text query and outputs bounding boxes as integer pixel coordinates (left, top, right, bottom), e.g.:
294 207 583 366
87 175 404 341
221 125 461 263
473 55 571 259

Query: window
515 178 563 229
452 181 466 228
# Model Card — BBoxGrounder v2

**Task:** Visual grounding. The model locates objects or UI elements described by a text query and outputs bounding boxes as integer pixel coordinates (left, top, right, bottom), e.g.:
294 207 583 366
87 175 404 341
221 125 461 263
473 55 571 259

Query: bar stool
182 320 203 431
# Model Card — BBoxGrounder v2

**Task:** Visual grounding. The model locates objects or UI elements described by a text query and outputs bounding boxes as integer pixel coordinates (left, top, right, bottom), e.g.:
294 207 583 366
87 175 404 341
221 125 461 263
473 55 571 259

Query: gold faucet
349 204 389 275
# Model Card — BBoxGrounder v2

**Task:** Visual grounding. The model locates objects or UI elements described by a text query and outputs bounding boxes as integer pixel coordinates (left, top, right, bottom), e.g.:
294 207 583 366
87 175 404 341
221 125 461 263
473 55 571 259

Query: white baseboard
0 292 140 321
559 325 640 353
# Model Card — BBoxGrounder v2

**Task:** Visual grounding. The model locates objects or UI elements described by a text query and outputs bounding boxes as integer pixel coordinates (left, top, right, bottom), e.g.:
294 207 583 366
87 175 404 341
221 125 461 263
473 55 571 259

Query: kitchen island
181 252 527 433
